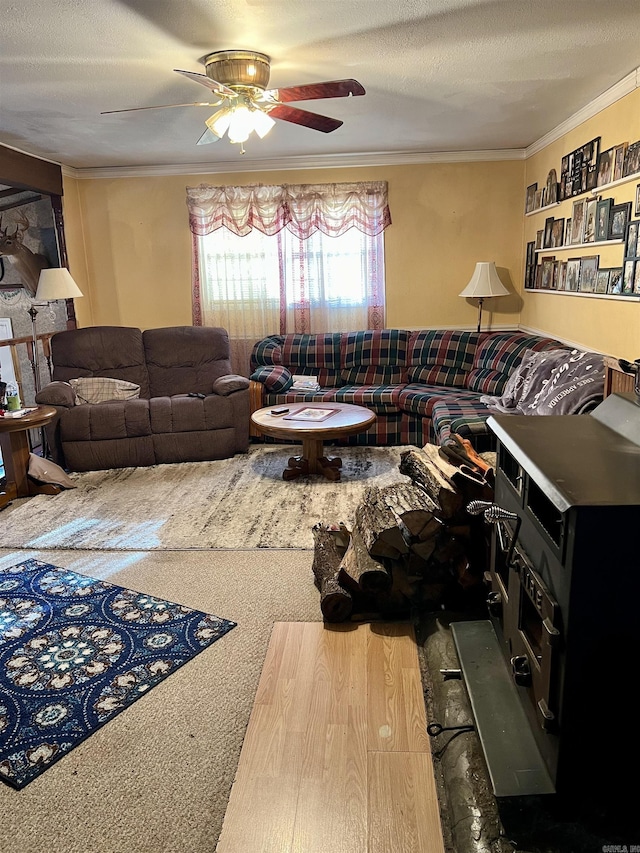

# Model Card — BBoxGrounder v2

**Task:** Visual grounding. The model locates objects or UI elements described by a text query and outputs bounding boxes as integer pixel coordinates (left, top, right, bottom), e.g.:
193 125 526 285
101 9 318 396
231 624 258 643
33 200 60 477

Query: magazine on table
1 407 38 419
283 407 339 422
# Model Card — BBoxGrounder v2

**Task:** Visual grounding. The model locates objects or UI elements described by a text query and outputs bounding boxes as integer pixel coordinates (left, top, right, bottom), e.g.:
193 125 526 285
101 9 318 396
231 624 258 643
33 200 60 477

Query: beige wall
61 84 640 360
522 88 640 359
62 160 524 334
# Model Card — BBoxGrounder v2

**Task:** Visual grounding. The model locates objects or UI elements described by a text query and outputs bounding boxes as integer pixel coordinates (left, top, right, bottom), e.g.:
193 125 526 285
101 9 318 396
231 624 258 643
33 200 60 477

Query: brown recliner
35 325 250 472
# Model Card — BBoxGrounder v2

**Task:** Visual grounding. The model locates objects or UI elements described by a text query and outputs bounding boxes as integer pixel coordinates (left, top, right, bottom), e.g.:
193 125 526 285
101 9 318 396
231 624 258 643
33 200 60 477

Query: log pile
312 444 494 622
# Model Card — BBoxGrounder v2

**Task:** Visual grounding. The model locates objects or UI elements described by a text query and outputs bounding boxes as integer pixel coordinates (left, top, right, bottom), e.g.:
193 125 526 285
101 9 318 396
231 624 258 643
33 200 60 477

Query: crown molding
61 148 525 180
526 67 639 159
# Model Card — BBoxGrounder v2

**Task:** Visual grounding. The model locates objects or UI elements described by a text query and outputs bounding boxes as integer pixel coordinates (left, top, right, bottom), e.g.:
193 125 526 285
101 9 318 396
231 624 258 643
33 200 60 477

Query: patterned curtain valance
186 181 391 238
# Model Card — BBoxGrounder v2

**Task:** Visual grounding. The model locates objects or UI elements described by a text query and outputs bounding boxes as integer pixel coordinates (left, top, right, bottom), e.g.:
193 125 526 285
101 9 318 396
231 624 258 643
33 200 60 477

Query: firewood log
338 523 393 595
399 449 462 518
355 486 411 559
377 482 439 538
312 523 353 622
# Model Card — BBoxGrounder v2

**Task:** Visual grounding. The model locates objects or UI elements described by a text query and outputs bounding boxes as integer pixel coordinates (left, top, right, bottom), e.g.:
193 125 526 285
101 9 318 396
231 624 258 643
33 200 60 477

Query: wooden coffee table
0 405 59 507
251 402 377 481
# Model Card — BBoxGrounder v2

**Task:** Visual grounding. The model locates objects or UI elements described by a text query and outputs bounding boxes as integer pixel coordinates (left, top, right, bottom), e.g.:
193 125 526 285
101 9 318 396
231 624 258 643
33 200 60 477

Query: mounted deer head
0 212 51 297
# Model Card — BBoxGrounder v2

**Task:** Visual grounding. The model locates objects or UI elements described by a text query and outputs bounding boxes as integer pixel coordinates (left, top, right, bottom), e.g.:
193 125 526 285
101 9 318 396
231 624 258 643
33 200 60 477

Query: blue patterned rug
0 559 236 789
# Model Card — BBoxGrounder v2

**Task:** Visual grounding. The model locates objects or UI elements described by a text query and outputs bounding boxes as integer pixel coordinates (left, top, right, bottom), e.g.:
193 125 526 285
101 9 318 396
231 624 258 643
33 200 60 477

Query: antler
13 212 30 239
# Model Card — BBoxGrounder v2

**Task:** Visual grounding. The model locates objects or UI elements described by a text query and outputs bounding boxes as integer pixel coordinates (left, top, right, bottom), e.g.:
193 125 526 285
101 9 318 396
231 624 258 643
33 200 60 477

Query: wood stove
452 393 640 820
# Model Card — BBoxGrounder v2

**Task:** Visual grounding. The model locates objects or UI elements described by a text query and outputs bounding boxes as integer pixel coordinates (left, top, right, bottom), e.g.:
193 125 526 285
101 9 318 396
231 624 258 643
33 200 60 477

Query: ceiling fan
102 50 365 154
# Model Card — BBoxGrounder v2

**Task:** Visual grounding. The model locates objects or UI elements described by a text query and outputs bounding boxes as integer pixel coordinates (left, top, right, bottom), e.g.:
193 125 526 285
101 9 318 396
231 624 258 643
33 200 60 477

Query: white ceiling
1 0 640 173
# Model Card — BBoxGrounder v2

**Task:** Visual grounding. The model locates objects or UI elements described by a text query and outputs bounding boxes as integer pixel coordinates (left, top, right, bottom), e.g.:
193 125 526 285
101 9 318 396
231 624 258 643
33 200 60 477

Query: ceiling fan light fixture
251 107 276 139
206 107 232 138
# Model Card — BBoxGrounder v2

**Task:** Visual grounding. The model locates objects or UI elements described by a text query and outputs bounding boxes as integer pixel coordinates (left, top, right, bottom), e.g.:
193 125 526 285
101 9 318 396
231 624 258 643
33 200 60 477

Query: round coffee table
0 405 59 504
251 402 377 481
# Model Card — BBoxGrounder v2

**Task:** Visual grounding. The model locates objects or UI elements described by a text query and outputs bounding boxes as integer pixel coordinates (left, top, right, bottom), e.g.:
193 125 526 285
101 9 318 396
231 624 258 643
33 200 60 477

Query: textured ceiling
1 0 640 172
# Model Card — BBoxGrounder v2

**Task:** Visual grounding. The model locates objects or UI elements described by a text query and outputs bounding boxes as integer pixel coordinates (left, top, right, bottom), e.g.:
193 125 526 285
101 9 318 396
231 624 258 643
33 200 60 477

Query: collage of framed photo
621 217 640 295
560 137 600 200
525 135 640 298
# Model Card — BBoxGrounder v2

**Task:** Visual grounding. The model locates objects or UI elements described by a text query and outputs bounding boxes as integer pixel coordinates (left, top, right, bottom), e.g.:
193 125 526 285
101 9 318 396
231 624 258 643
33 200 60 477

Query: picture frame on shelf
595 198 612 242
595 269 610 294
557 261 567 291
578 255 598 292
613 143 628 182
525 183 537 214
543 216 555 249
583 198 598 243
635 184 640 217
534 188 545 209
535 264 543 289
625 220 639 258
634 263 640 294
622 140 640 178
608 202 632 240
551 218 565 248
545 169 558 205
596 148 614 187
540 257 555 290
564 218 572 245
622 260 635 294
586 165 598 191
570 200 586 244
535 229 544 249
608 267 623 294
566 258 581 292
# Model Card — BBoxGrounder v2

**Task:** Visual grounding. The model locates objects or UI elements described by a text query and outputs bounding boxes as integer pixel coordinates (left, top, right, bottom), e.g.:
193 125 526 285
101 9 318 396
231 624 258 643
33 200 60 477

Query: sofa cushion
250 335 285 370
340 330 409 385
262 384 402 414
69 376 141 404
282 333 343 388
149 396 236 434
60 399 152 441
50 326 150 398
465 332 563 395
250 365 294 392
143 326 233 397
398 384 484 418
407 330 480 387
431 396 494 445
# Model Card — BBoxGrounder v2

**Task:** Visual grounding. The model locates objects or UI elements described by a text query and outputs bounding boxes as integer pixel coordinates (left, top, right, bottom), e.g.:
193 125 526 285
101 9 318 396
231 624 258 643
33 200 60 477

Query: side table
0 405 60 508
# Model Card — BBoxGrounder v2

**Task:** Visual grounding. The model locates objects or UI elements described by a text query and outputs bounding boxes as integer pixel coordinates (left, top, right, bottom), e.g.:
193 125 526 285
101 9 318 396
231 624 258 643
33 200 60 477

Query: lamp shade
36 268 84 301
459 262 509 299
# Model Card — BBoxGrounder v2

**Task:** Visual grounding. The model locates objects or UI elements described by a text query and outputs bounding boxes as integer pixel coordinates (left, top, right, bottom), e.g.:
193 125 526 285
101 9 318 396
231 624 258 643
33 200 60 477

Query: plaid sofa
250 329 565 450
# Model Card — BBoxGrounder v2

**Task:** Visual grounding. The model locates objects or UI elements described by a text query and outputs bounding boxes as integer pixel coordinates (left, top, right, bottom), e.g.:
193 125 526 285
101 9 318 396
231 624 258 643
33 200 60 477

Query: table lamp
459 262 509 332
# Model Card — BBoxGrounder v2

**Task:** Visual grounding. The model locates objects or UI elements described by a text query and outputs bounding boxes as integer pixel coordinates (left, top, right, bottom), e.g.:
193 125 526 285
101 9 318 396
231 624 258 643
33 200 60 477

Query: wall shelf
525 202 561 217
524 288 639 301
534 238 624 255
591 169 640 195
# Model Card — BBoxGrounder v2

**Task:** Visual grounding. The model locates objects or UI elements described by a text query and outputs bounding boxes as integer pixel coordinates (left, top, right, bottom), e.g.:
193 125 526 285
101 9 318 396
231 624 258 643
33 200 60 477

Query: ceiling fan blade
196 128 221 145
174 69 238 98
267 104 343 133
101 102 219 115
267 79 365 103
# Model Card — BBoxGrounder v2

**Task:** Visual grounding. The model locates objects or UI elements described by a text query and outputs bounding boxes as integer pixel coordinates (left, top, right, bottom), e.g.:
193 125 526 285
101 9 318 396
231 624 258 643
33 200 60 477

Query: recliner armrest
35 381 76 408
212 374 250 396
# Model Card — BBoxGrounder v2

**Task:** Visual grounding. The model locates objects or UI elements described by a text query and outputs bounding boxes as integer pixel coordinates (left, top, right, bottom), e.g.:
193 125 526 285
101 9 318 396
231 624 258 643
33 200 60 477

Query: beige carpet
0 547 320 853
0 445 413 551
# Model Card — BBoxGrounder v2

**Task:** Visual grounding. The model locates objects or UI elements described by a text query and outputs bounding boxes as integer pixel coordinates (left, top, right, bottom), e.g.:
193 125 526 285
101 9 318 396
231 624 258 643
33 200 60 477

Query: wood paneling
0 144 63 196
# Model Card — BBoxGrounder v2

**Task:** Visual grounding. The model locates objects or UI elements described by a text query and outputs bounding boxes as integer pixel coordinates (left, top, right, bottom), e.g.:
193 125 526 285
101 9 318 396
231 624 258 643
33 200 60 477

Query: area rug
0 559 236 789
0 445 411 551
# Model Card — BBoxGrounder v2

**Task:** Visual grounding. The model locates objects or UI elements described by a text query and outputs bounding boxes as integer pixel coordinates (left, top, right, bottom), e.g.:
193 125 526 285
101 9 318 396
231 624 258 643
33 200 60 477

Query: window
188 181 390 373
